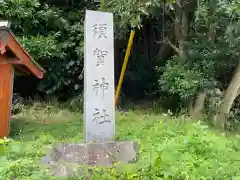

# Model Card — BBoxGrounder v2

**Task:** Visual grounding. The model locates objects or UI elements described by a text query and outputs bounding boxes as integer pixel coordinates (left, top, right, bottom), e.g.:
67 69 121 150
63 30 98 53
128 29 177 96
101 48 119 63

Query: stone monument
42 10 138 177
84 10 115 143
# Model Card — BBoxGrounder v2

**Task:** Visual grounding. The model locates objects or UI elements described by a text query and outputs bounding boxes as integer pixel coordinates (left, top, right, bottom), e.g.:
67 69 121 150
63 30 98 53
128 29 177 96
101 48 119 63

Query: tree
160 0 240 127
101 0 240 128
0 0 95 97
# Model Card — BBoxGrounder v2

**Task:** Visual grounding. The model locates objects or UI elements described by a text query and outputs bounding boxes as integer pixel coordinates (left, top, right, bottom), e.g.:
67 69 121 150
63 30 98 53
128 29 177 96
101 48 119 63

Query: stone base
42 141 138 177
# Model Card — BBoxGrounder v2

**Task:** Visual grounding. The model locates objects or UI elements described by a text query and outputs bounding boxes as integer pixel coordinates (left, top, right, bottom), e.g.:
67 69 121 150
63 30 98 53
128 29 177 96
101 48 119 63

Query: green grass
1 102 240 179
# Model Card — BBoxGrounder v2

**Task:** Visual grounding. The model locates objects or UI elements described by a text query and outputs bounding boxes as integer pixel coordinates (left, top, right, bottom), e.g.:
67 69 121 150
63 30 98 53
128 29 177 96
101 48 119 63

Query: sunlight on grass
1 103 240 179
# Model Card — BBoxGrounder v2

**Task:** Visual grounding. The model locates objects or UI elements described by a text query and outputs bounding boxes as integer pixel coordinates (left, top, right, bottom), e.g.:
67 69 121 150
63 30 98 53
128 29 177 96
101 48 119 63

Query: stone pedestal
42 141 138 177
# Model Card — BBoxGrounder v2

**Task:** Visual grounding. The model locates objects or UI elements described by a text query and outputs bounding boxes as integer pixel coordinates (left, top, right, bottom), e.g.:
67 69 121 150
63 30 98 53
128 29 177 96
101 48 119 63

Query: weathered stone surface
42 141 138 177
84 10 115 143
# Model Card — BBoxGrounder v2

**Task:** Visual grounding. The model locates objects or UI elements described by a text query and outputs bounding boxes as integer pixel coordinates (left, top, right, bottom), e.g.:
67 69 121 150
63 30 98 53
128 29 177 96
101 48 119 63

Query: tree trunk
187 90 207 119
192 90 207 119
188 98 194 116
217 61 240 127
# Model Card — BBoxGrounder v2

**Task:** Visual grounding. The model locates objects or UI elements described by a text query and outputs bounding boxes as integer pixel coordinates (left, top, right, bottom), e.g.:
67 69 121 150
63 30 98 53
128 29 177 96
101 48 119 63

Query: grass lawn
1 102 240 179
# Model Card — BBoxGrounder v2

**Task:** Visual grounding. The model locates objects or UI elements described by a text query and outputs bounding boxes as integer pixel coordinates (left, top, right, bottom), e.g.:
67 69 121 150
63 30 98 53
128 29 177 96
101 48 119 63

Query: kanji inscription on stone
84 10 115 143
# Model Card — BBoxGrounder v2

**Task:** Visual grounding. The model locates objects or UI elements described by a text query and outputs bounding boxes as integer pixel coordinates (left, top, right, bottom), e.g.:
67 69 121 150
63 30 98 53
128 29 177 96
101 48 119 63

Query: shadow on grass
9 116 84 141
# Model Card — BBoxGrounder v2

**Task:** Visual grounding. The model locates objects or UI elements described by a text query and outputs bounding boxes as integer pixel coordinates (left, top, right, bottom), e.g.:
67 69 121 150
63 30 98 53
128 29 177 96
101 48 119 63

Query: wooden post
0 56 14 137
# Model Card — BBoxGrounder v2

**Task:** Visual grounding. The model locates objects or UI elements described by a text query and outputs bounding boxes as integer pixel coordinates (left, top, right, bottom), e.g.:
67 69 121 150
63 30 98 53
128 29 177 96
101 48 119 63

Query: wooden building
0 24 45 138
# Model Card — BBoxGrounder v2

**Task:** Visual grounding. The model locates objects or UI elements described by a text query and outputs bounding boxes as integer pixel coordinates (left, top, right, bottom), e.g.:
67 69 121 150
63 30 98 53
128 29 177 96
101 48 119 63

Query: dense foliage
101 0 240 126
1 0 240 125
0 0 96 96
